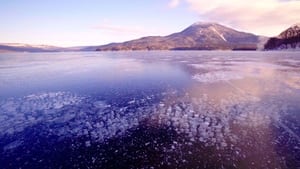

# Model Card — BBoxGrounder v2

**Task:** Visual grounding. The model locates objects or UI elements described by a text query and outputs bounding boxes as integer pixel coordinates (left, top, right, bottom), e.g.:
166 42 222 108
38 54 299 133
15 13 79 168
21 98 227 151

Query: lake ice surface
0 51 299 168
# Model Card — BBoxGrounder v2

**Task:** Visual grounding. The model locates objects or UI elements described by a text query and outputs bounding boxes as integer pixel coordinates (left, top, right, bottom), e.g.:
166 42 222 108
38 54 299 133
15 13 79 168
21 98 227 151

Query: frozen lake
0 51 299 168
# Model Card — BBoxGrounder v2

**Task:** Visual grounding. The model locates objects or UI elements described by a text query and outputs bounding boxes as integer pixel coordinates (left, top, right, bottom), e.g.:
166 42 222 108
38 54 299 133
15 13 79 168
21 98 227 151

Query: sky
0 0 299 47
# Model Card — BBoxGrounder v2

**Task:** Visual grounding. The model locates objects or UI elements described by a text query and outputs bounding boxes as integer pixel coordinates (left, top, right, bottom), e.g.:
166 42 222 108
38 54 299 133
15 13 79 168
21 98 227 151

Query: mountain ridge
264 24 300 50
2 22 300 52
94 22 263 51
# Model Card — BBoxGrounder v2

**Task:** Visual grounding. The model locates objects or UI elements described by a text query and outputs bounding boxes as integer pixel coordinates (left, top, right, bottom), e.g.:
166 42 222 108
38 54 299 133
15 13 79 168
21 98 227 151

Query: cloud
172 0 300 36
93 24 146 35
91 22 170 44
168 0 180 8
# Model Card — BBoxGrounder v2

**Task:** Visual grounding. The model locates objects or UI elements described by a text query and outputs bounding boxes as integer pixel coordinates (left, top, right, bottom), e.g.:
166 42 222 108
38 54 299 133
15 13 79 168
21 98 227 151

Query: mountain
95 22 262 51
0 43 71 53
264 23 300 50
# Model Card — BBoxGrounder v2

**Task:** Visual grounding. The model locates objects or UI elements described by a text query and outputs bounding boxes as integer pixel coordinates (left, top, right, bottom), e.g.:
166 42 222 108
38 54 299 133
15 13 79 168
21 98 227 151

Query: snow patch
210 27 227 42
192 71 243 83
189 64 212 69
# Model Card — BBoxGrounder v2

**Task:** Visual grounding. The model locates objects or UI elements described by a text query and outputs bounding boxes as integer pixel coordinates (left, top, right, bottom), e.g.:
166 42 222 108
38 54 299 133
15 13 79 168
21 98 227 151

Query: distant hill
0 43 102 53
95 22 262 51
0 43 70 53
264 23 300 50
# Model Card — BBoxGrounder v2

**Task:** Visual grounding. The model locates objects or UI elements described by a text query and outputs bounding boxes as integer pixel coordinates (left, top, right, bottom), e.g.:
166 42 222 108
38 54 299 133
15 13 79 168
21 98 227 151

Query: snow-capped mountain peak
191 22 218 27
95 22 260 51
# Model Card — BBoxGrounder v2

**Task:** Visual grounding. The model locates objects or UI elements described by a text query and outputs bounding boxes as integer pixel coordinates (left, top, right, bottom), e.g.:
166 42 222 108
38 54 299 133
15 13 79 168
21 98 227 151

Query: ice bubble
93 101 107 108
3 140 23 151
0 85 288 154
85 141 91 147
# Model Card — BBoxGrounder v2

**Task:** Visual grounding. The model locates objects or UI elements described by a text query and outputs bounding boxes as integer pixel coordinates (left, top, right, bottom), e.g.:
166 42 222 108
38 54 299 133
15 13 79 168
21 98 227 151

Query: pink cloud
93 24 146 34
172 0 300 36
168 0 180 8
